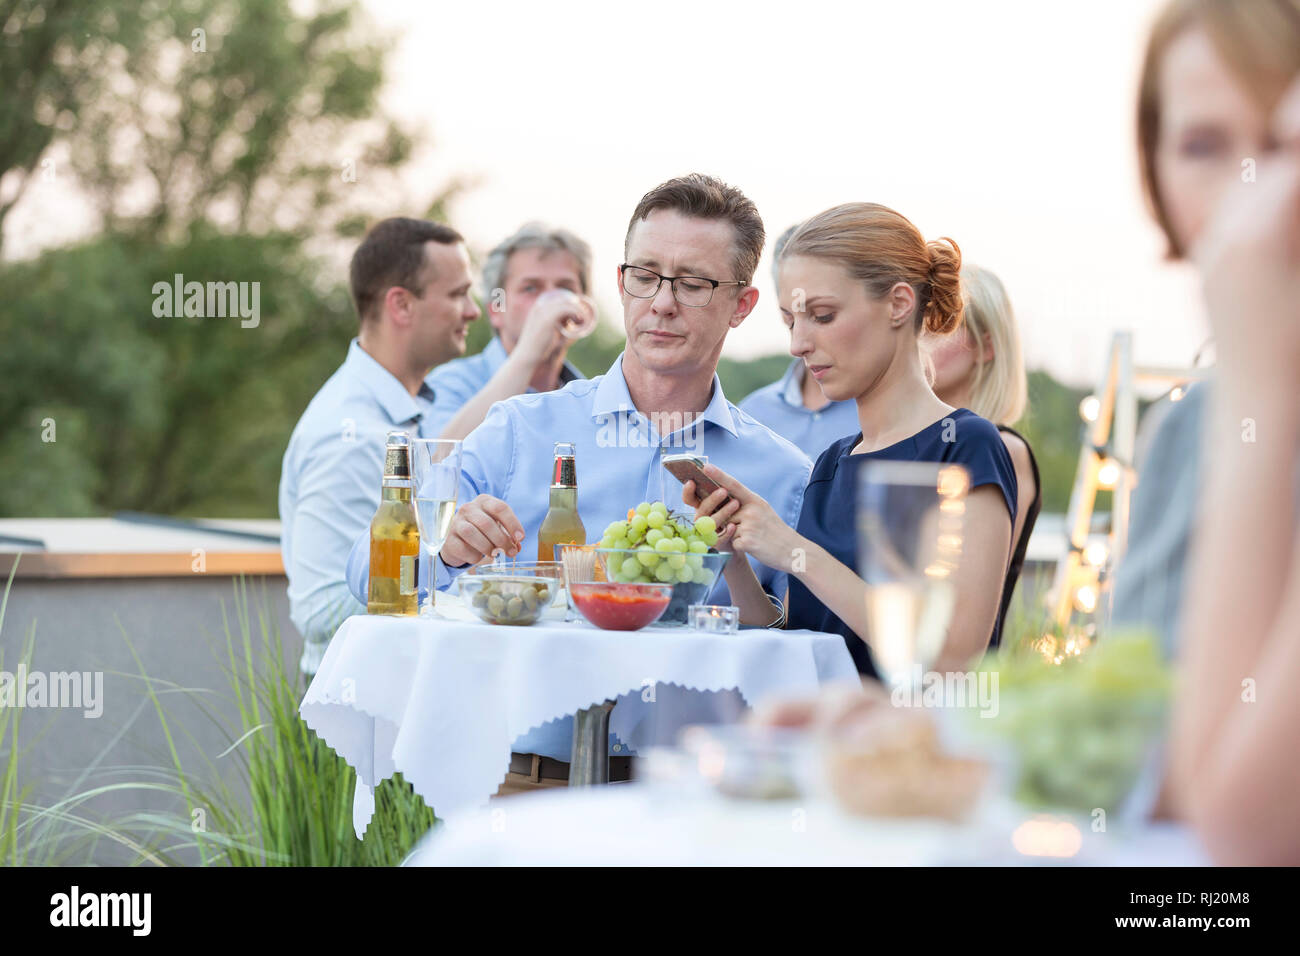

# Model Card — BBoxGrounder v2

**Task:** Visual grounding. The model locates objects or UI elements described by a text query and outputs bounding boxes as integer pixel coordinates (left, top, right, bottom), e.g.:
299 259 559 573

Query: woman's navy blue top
786 408 1018 678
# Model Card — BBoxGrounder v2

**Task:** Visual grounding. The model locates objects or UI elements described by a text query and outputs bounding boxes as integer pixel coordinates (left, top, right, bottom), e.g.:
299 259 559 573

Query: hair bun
923 237 964 335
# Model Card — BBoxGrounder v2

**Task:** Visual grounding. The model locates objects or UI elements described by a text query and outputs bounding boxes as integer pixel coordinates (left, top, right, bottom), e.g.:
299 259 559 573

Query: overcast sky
7 0 1207 390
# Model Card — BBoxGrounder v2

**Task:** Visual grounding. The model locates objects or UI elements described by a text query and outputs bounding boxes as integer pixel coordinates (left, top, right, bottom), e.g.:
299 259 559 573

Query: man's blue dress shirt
279 339 439 671
424 335 583 436
738 358 861 464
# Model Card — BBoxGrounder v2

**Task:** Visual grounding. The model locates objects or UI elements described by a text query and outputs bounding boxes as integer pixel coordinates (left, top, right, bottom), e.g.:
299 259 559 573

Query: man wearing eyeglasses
344 175 812 792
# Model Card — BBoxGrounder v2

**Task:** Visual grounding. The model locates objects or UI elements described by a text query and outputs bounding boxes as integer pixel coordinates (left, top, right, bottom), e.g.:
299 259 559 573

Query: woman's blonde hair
1137 0 1300 259
951 265 1027 427
780 202 964 336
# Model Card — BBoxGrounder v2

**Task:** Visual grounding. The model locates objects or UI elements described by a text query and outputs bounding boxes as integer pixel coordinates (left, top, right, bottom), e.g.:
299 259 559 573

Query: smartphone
662 453 732 507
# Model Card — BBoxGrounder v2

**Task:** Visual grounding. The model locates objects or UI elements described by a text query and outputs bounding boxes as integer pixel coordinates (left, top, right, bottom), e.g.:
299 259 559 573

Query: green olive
471 591 488 608
506 596 524 618
521 588 539 610
536 586 551 604
487 594 505 617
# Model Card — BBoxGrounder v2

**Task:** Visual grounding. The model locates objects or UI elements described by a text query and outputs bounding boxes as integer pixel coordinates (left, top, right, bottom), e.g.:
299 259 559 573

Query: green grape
688 540 709 554
599 535 616 549
654 538 675 553
629 514 649 535
700 529 718 547
676 565 694 583
654 562 675 582
621 557 641 579
608 520 628 540
613 537 632 550
694 516 716 535
645 528 665 546
637 547 660 567
650 501 669 516
646 511 666 530
668 554 686 569
693 567 713 584
687 554 704 569
635 502 652 517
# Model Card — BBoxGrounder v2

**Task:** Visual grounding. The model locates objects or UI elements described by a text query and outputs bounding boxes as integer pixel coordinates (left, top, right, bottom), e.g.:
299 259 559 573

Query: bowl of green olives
457 562 562 626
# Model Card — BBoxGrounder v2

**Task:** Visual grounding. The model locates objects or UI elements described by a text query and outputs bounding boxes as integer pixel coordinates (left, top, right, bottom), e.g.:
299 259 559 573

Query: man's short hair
350 217 463 323
624 173 765 286
481 222 593 303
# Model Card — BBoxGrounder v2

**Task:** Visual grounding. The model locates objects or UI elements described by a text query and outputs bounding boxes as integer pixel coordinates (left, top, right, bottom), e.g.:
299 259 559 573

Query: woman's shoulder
944 408 1006 449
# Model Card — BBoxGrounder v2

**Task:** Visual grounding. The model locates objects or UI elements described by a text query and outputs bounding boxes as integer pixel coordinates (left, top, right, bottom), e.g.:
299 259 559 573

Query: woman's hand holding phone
681 463 801 571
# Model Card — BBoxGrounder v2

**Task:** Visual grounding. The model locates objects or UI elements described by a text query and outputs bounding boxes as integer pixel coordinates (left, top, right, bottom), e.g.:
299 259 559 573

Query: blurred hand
1193 78 1300 388
440 494 525 567
750 678 892 734
512 290 581 365
682 463 800 569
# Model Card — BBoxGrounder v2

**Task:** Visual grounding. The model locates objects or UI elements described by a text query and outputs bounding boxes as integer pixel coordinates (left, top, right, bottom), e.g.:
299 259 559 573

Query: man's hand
440 494 526 567
511 290 580 365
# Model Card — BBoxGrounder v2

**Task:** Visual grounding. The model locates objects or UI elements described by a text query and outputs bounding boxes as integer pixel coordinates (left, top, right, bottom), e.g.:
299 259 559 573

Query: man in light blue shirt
739 223 860 463
428 223 592 439
345 175 813 780
280 218 480 676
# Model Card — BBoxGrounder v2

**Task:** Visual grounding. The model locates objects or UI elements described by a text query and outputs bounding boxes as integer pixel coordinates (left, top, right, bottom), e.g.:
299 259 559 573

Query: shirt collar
345 338 433 426
779 358 806 407
591 351 738 437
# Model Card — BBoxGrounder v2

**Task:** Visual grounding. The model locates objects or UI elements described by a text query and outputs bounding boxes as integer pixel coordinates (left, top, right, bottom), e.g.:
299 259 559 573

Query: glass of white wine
411 438 463 618
533 288 599 340
855 460 969 688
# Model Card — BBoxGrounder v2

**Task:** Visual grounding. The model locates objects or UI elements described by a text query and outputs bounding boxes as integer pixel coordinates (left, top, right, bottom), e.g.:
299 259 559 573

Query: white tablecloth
300 596 859 832
403 784 1212 867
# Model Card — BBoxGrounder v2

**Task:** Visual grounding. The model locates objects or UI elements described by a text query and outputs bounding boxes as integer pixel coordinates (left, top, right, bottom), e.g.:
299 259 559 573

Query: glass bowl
457 563 561 626
568 580 674 630
590 547 730 625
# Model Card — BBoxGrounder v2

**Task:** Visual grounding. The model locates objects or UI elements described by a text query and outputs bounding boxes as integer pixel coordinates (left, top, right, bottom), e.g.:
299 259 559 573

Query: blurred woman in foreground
685 203 1018 677
927 266 1041 638
1170 77 1300 866
1110 0 1300 651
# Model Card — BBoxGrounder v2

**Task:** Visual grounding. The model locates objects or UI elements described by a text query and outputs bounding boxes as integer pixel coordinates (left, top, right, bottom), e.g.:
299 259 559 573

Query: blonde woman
926 265 1040 640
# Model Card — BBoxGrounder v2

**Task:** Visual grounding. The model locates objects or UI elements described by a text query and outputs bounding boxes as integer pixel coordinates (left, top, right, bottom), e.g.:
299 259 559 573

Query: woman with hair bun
683 202 1018 677
927 265 1041 642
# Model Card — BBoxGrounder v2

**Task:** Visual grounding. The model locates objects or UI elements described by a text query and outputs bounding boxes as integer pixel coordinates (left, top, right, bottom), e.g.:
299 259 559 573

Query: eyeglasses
618 264 746 308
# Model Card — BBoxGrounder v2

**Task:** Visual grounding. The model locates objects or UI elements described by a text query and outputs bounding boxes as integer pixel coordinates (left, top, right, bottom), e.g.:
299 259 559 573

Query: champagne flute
534 288 598 340
411 438 463 617
855 460 968 688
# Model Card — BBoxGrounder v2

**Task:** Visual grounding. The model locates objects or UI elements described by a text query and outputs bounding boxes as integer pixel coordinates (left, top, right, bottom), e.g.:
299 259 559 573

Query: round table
300 594 860 835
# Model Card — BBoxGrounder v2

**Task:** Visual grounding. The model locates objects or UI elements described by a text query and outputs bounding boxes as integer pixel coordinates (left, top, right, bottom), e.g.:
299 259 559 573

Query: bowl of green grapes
595 501 730 626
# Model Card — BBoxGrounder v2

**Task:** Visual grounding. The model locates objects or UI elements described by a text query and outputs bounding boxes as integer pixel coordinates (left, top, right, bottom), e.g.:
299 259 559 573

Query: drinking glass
855 460 968 688
411 438 463 617
534 288 598 340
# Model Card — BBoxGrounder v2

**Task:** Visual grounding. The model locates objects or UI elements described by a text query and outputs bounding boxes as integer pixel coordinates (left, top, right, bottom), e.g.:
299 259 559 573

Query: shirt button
813 413 821 420
613 744 623 753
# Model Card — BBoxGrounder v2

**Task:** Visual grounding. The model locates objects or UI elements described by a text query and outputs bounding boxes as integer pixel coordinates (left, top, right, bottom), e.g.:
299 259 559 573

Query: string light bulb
1079 395 1101 424
1074 584 1099 614
1083 542 1108 568
1097 458 1121 490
